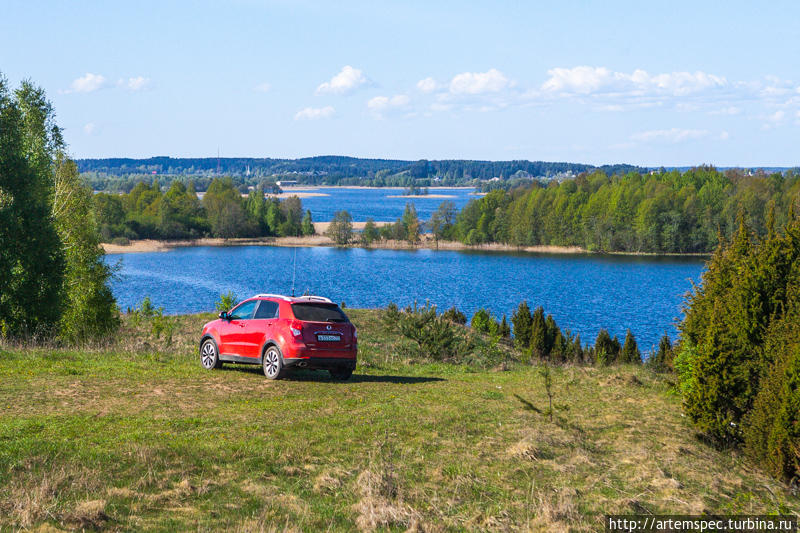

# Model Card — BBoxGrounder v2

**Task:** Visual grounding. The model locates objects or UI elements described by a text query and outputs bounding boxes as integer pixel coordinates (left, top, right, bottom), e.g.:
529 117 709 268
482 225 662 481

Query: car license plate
317 334 340 342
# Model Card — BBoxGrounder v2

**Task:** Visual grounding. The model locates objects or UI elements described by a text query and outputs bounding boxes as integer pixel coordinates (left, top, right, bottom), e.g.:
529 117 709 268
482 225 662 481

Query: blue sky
1 0 799 166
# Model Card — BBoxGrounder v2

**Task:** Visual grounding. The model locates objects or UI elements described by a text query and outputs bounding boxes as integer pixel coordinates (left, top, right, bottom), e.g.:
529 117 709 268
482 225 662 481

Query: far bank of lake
102 232 710 258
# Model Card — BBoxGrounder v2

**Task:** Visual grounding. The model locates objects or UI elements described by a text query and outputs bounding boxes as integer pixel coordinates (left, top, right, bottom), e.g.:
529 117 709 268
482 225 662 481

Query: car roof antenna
290 246 297 297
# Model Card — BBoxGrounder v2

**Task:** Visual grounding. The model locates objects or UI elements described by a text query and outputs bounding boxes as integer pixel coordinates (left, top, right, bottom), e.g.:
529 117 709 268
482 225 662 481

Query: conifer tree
545 314 559 356
594 329 619 365
571 334 584 364
620 329 641 364
499 314 511 338
511 301 533 349
650 334 673 372
530 306 548 358
301 209 315 236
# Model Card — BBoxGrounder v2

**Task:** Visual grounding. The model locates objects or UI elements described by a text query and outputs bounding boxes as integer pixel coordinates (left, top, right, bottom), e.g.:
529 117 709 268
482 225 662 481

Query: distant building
276 180 298 187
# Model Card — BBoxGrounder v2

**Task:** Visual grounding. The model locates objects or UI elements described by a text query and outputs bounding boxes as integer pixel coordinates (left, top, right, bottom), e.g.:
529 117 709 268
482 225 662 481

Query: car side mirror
218 311 229 320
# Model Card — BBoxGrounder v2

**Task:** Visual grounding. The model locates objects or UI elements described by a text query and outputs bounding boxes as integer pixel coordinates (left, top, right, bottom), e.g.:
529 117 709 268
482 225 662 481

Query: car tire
262 345 285 380
329 367 353 381
200 338 222 370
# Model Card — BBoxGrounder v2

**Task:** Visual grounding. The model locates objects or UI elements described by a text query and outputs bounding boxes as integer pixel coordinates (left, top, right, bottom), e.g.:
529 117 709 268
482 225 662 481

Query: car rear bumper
283 356 356 370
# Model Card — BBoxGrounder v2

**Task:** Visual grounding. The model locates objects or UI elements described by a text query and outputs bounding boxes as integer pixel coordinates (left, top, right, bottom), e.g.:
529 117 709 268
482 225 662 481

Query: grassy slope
0 310 797 532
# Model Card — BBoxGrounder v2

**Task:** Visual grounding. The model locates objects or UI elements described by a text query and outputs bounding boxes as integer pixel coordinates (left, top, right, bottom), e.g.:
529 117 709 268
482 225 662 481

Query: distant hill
76 155 644 183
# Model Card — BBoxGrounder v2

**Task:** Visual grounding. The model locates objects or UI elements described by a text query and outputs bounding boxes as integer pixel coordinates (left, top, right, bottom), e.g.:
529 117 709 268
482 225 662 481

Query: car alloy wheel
201 340 217 369
263 346 283 379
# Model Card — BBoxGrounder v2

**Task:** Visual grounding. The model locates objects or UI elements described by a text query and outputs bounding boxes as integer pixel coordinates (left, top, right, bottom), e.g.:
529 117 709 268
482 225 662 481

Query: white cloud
294 106 335 120
316 66 368 95
540 66 727 96
541 66 615 94
83 122 97 135
767 110 785 122
709 106 742 115
416 77 439 93
120 76 151 91
67 73 108 93
449 68 509 95
254 82 271 93
630 128 710 143
367 94 410 117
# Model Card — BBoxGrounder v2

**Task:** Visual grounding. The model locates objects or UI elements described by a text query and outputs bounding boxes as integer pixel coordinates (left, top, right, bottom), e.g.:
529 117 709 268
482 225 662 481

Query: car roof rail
295 295 333 303
253 293 292 301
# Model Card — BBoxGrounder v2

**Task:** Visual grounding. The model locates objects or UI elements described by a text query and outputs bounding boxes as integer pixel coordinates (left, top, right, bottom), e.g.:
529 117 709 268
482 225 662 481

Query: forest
78 156 644 191
451 166 800 253
94 178 315 242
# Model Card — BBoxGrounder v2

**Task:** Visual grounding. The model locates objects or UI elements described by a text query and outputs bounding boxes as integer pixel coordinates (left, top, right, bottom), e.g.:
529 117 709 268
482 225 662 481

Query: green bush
441 306 466 325
470 308 499 336
111 236 130 246
215 291 237 312
398 303 465 362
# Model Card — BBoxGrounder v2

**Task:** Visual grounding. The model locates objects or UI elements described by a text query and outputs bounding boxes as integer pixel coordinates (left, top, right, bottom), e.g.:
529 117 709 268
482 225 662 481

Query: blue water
288 187 477 222
107 246 705 352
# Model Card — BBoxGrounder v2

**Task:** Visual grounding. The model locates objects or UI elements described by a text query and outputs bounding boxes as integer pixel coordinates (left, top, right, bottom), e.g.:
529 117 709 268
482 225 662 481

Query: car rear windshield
291 303 349 323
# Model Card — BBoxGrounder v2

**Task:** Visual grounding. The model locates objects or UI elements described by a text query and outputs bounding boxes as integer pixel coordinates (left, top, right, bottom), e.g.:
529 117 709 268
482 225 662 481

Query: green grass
0 310 797 531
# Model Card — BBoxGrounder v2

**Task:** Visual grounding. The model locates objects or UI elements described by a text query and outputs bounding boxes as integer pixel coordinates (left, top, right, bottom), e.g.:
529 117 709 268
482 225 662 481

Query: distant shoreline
102 231 710 258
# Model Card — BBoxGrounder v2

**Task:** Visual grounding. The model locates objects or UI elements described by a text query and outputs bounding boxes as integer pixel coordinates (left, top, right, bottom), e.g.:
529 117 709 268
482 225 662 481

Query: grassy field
0 310 797 531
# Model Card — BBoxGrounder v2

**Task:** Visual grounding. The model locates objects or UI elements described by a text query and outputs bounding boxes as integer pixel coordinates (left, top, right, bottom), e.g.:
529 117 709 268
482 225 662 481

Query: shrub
215 291 237 312
470 308 499 336
111 236 130 246
398 303 464 361
382 302 402 329
441 306 466 325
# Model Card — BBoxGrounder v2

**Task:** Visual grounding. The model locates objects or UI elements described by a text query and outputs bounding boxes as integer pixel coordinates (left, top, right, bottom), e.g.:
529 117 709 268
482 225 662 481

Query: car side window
254 300 278 319
229 300 258 320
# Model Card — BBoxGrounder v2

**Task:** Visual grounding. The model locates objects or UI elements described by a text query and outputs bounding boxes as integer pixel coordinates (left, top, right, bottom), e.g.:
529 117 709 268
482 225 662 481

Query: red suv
199 294 357 380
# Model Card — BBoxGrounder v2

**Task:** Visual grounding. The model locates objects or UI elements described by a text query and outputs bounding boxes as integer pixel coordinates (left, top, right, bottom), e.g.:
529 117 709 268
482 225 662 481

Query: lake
280 187 477 222
107 246 706 352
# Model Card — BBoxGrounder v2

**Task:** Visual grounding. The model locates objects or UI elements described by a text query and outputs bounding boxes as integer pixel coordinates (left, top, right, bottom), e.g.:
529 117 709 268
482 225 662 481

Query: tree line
450 166 800 253
93 178 315 241
387 299 674 370
0 75 117 341
79 156 645 191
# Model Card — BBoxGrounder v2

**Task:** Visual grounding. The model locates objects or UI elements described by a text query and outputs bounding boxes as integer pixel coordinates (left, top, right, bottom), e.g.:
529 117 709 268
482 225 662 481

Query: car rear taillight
289 320 302 338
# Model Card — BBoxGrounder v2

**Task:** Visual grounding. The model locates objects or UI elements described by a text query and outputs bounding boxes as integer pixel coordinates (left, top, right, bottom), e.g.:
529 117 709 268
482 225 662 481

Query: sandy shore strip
102 231 708 257
265 192 330 198
385 194 456 199
102 235 584 255
280 185 476 191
